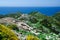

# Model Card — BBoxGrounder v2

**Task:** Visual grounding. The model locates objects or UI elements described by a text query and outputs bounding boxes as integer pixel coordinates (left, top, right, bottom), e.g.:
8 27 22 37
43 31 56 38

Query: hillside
0 24 19 40
52 12 60 22
0 12 60 40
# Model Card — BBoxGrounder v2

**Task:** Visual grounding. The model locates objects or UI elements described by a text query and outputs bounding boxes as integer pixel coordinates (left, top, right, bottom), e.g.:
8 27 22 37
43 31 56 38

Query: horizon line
0 6 60 7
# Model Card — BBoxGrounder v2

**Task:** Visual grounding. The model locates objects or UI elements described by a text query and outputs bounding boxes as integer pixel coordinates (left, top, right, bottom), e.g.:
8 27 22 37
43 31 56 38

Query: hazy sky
0 0 60 7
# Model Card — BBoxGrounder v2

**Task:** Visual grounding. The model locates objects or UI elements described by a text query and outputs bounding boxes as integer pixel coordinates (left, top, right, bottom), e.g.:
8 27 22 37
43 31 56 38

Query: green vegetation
52 12 60 22
26 35 40 40
0 11 60 40
0 24 19 40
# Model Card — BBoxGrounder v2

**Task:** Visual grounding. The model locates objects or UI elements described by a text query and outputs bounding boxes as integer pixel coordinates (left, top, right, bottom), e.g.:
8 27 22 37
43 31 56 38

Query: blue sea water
0 7 60 16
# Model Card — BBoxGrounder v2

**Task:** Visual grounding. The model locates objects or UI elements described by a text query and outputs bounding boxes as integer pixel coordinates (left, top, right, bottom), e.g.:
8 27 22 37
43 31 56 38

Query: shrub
26 35 40 40
6 24 19 31
0 24 19 40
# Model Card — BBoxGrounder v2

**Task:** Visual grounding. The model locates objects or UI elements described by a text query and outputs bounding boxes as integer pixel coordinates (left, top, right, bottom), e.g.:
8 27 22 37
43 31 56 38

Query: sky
0 0 60 7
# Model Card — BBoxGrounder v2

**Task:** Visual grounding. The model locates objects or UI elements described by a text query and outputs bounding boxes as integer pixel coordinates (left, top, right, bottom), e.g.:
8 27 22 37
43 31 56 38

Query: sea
0 7 60 16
